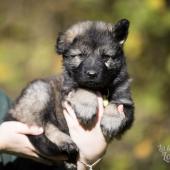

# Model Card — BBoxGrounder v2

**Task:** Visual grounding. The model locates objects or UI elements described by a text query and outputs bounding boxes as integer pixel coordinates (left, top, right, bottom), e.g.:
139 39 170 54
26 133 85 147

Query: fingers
63 102 79 128
63 101 80 131
26 126 43 135
63 109 73 126
96 92 104 122
3 121 44 135
63 102 77 121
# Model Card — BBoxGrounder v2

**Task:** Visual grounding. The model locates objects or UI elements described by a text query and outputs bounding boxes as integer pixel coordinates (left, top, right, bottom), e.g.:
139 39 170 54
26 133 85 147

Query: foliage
0 0 170 169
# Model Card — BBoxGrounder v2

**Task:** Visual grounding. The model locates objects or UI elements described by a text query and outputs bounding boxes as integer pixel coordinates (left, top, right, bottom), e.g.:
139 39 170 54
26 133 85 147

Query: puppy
5 19 134 170
57 19 134 140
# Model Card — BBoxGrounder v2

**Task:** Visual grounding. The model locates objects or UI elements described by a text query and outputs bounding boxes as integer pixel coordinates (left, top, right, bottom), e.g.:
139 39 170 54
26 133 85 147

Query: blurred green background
0 0 170 169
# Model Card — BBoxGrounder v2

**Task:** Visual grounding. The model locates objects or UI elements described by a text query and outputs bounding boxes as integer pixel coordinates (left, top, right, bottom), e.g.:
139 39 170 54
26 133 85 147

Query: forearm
0 125 6 151
77 161 87 170
0 140 4 151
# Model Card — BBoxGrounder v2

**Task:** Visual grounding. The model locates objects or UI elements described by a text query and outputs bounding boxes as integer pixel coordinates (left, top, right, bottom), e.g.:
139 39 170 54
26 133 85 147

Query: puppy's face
57 19 129 89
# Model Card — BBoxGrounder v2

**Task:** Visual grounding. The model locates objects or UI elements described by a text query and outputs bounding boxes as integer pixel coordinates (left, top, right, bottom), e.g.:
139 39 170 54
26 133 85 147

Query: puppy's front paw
101 104 126 141
67 88 98 128
60 141 79 163
64 162 77 170
73 101 97 127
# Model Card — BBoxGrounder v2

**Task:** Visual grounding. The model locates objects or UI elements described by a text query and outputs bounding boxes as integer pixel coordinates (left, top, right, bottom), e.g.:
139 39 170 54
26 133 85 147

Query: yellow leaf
134 139 153 159
147 0 165 11
125 31 143 59
52 55 63 74
0 62 14 82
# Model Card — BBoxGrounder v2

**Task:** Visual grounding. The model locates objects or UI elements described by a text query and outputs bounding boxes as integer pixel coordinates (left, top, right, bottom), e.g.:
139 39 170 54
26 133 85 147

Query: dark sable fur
5 19 134 170
57 19 134 140
5 76 78 169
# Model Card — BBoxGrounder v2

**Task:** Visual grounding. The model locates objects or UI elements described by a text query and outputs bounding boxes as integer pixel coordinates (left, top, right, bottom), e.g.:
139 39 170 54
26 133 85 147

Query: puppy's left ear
56 32 66 55
113 19 130 45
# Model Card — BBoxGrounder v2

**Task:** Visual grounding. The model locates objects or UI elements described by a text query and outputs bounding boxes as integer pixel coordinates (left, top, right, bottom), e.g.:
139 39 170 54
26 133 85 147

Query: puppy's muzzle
85 70 97 79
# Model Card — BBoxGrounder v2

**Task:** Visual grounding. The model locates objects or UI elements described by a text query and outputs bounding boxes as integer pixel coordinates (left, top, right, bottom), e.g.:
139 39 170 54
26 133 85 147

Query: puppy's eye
78 53 83 57
102 54 111 60
70 54 76 58
70 54 82 58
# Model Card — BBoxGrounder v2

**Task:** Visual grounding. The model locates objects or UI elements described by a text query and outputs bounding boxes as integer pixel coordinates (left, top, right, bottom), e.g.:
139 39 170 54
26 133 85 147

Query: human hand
0 121 45 163
63 93 107 169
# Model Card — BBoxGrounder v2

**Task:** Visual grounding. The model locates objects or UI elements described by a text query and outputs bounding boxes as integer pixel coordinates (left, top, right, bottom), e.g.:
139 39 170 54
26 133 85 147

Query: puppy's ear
113 19 130 45
56 32 67 55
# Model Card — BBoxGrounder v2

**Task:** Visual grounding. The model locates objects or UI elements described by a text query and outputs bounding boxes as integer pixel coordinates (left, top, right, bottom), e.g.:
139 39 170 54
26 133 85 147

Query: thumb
26 126 44 135
96 92 104 122
11 122 43 135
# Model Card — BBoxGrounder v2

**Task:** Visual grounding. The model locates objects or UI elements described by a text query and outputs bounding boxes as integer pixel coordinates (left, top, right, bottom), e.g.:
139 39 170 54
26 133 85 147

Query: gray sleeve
0 90 12 123
0 90 17 166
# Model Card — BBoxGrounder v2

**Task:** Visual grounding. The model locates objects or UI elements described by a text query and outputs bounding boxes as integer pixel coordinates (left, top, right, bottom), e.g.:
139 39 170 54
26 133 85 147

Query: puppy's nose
86 70 97 78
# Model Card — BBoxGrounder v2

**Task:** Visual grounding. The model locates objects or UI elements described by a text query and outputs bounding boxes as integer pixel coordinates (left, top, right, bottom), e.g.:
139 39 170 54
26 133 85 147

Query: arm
101 77 134 141
63 94 108 170
0 121 44 161
110 78 134 137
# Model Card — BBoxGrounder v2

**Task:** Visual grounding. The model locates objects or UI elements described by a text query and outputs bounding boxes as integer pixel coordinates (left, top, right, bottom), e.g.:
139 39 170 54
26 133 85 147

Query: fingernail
30 126 43 134
118 105 124 113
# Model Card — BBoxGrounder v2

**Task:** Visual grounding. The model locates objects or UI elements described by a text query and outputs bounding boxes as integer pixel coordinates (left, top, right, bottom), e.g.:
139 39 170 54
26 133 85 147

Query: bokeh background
0 0 170 169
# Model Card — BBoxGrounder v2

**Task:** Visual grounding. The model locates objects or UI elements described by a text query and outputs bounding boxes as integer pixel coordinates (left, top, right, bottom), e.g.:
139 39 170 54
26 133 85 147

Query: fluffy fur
5 19 134 170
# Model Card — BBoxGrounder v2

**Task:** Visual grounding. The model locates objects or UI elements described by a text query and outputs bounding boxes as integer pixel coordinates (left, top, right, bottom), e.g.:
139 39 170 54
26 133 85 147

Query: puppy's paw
64 162 77 170
101 104 126 141
73 101 97 127
104 103 118 115
67 88 98 128
60 141 79 163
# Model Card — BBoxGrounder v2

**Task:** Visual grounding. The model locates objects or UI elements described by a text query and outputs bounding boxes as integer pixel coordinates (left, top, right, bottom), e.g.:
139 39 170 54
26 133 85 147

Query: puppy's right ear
56 32 66 55
113 19 130 45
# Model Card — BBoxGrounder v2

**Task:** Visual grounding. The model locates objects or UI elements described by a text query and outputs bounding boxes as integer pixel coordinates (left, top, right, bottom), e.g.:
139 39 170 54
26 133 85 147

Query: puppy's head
56 19 129 89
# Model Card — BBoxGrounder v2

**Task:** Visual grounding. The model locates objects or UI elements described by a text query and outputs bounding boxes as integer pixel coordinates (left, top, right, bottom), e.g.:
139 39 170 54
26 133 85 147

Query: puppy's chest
65 88 111 109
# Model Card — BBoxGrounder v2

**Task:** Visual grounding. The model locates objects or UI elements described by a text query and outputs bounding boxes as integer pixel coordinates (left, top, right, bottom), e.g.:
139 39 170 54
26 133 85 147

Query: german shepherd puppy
5 19 134 169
